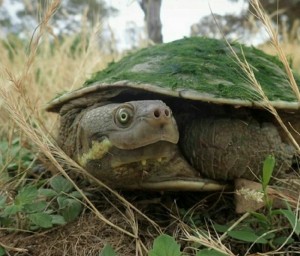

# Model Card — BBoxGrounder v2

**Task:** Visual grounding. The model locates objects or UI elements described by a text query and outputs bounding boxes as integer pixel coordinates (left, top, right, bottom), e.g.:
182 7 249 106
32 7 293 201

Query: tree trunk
139 0 163 43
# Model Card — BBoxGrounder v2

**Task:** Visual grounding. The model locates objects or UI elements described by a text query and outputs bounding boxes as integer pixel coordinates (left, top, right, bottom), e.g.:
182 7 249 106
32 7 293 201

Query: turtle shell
47 37 300 112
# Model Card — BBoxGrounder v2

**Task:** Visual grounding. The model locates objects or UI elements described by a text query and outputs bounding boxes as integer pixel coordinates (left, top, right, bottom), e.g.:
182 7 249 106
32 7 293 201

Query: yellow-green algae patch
78 138 112 166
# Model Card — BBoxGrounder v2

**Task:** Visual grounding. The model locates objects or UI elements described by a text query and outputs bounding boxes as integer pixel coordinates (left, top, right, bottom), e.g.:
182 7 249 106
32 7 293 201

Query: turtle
46 37 300 191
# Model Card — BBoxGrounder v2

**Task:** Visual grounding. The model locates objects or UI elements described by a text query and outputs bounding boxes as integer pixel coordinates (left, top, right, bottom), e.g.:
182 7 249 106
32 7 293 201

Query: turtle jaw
81 140 180 185
81 140 213 190
78 139 177 170
78 138 224 191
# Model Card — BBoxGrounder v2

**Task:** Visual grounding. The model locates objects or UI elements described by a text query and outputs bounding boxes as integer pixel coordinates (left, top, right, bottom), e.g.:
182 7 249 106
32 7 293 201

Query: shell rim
46 80 300 112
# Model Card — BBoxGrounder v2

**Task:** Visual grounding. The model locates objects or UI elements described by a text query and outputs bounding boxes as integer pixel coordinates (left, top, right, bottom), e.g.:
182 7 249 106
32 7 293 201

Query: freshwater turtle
46 37 300 191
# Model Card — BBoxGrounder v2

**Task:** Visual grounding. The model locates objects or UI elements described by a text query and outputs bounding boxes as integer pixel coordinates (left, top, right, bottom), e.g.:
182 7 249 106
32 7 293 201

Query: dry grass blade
181 222 235 256
20 0 60 92
0 241 27 253
218 212 250 242
250 0 300 101
166 203 236 255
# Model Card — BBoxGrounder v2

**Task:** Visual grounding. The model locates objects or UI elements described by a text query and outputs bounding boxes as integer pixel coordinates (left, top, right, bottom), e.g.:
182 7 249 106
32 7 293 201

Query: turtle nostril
164 109 170 117
153 107 171 119
154 109 161 118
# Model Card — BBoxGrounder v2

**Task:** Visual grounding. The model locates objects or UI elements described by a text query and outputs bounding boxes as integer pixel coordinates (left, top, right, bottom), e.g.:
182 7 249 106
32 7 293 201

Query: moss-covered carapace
47 37 300 113
84 37 300 102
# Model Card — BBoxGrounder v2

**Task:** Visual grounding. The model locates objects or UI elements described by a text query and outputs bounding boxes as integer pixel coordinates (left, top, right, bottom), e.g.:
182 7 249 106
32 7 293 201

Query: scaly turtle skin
47 37 300 190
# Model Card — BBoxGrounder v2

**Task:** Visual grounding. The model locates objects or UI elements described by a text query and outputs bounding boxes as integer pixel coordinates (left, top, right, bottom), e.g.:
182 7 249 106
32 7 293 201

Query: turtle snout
153 106 172 122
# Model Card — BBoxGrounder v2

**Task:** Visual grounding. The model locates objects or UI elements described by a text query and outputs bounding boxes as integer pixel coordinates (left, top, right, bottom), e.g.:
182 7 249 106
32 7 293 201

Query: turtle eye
115 107 133 127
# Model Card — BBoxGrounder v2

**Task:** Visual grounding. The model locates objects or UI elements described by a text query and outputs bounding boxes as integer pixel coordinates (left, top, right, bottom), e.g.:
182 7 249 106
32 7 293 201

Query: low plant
212 155 300 253
99 234 181 256
0 137 35 181
99 233 227 256
0 175 83 231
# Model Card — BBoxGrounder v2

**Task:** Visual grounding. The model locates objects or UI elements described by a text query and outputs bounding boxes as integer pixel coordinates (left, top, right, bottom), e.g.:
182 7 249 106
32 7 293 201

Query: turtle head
76 100 180 184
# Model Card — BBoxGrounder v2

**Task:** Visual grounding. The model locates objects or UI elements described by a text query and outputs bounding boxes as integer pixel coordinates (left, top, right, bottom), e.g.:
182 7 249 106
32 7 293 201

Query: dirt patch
1 212 138 255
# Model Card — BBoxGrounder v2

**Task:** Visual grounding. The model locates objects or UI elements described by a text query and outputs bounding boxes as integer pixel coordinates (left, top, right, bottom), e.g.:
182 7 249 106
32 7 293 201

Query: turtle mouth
109 141 176 168
82 141 177 184
77 137 177 169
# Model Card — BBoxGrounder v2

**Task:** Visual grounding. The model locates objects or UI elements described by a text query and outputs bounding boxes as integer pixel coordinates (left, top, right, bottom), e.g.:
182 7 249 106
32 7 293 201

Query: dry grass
259 42 300 74
250 0 300 101
1 0 300 255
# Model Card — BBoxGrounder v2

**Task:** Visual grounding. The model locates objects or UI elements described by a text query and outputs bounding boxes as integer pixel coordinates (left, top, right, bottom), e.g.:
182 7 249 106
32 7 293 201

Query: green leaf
38 188 58 197
250 212 269 224
69 190 84 199
58 198 82 222
0 246 6 256
15 186 38 205
23 201 47 213
51 214 66 225
213 223 230 233
0 195 7 209
57 195 69 209
227 230 268 244
3 204 23 216
272 209 300 235
196 249 227 256
0 152 3 166
0 215 12 227
256 231 275 240
148 234 181 256
29 212 53 228
272 236 294 245
262 155 275 191
50 176 73 193
99 244 117 256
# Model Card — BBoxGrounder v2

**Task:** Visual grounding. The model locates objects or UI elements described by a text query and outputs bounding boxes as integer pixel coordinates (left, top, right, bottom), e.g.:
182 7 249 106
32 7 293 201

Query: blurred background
1 0 300 49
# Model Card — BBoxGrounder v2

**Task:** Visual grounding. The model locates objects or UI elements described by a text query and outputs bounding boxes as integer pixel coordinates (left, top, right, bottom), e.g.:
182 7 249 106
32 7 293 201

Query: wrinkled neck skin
71 100 199 187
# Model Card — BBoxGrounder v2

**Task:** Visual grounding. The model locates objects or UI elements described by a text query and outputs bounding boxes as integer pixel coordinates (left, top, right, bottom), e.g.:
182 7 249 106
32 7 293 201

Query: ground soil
0 191 231 256
1 212 136 256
